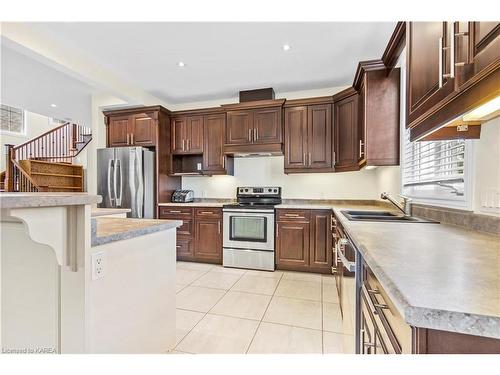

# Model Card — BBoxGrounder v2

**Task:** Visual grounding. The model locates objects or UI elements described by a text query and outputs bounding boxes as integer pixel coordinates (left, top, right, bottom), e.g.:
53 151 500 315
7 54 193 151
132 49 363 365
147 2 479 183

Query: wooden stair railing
2 122 92 192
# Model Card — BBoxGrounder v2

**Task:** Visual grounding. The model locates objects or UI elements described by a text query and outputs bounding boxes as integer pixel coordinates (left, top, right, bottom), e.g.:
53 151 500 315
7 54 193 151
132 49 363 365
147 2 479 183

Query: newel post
4 144 15 192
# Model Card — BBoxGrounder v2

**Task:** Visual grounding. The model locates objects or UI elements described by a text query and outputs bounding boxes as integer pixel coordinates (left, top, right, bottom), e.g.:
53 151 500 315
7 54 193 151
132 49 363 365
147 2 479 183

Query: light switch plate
91 251 106 280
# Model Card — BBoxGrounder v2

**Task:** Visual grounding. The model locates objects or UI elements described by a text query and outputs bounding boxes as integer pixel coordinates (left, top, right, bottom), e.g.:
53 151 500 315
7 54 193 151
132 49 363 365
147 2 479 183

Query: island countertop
91 217 182 246
332 206 500 339
0 192 101 208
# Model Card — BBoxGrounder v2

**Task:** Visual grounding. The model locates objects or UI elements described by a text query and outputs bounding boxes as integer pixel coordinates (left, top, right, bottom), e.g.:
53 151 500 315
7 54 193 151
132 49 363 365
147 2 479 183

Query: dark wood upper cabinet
186 115 204 153
131 113 156 146
203 113 233 175
171 115 204 154
107 116 130 147
225 110 253 145
333 88 359 172
253 107 282 144
284 99 333 173
106 112 156 147
406 22 455 127
353 61 400 167
308 104 332 169
284 106 308 169
406 21 500 140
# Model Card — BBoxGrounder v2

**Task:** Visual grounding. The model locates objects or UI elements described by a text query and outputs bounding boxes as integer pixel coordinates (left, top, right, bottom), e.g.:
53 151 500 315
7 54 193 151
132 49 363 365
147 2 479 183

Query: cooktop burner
223 186 282 210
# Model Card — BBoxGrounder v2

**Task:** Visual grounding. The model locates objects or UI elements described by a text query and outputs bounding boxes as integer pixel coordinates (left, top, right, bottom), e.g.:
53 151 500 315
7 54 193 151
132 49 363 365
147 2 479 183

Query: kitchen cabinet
106 112 156 147
284 98 333 173
353 61 400 166
202 113 234 175
276 209 332 273
358 256 500 354
222 99 285 155
406 22 500 140
159 206 222 264
171 115 204 154
333 88 360 172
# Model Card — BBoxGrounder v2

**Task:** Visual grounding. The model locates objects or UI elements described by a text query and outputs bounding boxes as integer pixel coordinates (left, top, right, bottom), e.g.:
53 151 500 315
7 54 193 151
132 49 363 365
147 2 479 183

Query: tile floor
173 261 356 354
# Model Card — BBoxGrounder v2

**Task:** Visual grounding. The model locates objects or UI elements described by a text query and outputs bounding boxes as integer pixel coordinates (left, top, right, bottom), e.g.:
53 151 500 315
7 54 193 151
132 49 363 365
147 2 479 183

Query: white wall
182 156 387 200
473 117 500 216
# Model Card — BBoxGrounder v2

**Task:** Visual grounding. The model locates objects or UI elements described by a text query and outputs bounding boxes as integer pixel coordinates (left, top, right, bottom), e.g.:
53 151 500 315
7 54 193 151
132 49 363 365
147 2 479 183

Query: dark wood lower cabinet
276 209 332 273
194 218 222 263
360 258 500 354
159 206 222 264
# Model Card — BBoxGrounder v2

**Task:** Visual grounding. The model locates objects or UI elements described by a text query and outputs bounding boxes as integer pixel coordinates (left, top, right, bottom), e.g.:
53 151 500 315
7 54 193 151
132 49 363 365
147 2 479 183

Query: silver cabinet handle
303 153 307 166
276 224 279 237
285 213 299 217
455 29 470 67
333 151 336 166
254 128 258 142
218 221 221 234
439 36 444 88
126 134 130 145
248 129 252 142
308 152 312 166
182 139 185 151
442 22 455 80
200 211 213 214
187 139 190 150
169 210 181 213
176 245 181 249
131 133 134 145
359 139 364 157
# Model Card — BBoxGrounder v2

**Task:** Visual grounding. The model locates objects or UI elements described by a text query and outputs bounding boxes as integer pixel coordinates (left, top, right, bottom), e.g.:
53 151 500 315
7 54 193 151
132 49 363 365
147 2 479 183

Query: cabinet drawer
363 263 412 353
159 206 193 217
194 207 222 219
276 209 310 222
176 236 194 261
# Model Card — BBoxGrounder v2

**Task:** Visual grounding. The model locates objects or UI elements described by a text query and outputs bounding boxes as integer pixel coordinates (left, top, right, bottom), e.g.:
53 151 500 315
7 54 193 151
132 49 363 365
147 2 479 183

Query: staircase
1 122 92 192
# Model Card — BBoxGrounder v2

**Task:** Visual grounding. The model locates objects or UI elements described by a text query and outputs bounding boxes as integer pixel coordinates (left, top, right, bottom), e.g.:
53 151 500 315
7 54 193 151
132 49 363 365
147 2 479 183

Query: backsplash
181 156 399 200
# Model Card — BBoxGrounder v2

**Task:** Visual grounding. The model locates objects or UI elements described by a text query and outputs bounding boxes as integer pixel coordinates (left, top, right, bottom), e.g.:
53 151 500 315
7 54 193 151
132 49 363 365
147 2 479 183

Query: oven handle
338 238 356 273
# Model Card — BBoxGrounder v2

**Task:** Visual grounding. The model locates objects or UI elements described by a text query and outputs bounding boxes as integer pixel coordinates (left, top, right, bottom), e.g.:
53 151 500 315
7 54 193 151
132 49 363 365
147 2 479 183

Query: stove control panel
237 186 281 196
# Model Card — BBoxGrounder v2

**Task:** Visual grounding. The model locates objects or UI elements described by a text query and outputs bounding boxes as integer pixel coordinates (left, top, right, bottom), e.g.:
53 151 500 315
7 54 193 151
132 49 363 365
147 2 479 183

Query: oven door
223 209 275 251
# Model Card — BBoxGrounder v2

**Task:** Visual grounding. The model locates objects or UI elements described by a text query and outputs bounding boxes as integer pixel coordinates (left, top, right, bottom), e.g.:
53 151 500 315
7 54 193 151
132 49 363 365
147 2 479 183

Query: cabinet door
309 210 332 272
471 22 500 75
194 219 222 263
284 106 308 170
203 114 226 173
176 236 195 261
334 94 359 171
358 83 366 164
186 115 204 153
276 221 310 270
307 104 332 169
407 22 455 127
225 110 253 145
171 117 186 154
131 113 156 146
253 107 282 144
107 116 130 147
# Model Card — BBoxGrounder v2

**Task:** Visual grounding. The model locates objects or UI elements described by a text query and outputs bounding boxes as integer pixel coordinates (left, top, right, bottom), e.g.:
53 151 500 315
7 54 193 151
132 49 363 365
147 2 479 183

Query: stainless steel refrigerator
97 147 155 218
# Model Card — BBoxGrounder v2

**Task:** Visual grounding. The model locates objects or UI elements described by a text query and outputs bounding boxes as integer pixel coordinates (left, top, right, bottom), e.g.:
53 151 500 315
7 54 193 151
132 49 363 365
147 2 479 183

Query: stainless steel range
223 186 282 271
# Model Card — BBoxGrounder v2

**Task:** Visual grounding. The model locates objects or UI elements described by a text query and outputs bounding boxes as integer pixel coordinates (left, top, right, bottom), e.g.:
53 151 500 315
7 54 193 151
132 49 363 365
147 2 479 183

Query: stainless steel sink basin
341 210 438 223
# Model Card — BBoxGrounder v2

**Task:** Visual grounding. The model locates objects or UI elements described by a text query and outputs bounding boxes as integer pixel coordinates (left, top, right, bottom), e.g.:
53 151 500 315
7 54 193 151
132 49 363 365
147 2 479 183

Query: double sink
342 210 438 223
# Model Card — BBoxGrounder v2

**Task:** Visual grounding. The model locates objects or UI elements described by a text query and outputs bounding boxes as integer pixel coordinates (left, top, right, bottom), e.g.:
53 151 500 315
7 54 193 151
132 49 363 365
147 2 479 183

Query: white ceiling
31 22 396 104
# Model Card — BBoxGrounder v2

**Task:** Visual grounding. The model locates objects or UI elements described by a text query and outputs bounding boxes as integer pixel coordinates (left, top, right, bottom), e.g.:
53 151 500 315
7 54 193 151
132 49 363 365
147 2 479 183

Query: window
1 104 25 135
402 128 473 209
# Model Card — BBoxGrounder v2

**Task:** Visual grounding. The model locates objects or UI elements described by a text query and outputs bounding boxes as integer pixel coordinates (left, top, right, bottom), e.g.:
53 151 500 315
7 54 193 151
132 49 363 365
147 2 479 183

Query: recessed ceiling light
177 61 186 67
282 44 291 51
50 104 57 108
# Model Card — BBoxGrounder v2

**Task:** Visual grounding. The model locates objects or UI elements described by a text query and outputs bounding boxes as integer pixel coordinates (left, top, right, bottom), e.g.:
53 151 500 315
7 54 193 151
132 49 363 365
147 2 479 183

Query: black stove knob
244 188 249 193
273 189 278 193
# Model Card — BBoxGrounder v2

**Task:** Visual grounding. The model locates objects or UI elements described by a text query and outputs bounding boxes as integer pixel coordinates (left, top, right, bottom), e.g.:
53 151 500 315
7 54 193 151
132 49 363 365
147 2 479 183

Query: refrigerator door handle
107 159 115 206
114 158 123 206
135 150 144 218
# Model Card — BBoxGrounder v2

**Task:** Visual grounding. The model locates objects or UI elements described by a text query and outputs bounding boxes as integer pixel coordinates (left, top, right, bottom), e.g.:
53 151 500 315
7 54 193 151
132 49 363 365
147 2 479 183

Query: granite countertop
158 199 234 207
0 192 101 208
332 206 500 340
91 217 182 247
91 207 131 217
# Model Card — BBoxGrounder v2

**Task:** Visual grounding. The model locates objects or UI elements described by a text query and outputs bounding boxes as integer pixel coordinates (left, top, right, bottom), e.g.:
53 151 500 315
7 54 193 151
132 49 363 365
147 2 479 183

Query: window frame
0 105 27 137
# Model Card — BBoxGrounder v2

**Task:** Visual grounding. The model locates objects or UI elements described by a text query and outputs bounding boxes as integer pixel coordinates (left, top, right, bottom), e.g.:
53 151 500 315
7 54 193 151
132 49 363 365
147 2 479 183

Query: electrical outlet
91 251 106 280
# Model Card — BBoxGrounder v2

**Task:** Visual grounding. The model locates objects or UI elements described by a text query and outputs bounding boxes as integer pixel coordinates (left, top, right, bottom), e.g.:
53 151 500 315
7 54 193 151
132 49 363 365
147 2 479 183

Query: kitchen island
0 193 181 354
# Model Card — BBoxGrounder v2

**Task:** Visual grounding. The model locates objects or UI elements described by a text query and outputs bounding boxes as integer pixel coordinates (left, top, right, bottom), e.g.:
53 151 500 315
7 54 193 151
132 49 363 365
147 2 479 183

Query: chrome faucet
380 192 413 217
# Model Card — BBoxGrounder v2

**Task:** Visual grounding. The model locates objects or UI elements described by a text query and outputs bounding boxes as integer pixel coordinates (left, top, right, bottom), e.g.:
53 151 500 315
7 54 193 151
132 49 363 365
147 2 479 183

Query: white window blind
402 128 469 205
0 104 25 134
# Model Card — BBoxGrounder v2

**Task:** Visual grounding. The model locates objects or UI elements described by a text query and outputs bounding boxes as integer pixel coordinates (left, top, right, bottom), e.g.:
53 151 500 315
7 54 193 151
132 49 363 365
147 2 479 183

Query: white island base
0 193 179 354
